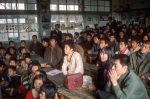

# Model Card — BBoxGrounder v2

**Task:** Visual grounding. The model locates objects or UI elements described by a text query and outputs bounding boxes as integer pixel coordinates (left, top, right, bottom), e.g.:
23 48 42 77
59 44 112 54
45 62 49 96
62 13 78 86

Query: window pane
99 1 105 6
0 3 5 9
84 0 91 5
91 1 97 5
59 5 66 11
28 4 37 10
17 3 25 10
27 0 36 3
105 1 110 6
50 4 58 11
18 18 25 23
105 7 110 12
75 5 78 11
98 6 104 11
12 3 17 10
84 6 90 11
51 0 58 4
91 6 97 11
7 19 13 23
67 0 74 4
67 5 74 11
6 3 12 9
59 0 66 4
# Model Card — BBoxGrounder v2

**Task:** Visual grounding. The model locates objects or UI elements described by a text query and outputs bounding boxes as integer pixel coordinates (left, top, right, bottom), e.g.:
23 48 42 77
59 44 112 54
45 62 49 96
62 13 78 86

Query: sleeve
61 57 68 75
53 47 63 66
112 77 137 99
105 81 111 92
74 53 84 74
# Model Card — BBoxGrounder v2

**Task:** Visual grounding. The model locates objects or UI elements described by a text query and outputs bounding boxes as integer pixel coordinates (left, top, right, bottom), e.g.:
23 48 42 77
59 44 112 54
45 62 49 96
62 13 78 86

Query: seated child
18 59 28 76
26 74 47 99
1 66 21 98
4 53 11 67
0 47 5 61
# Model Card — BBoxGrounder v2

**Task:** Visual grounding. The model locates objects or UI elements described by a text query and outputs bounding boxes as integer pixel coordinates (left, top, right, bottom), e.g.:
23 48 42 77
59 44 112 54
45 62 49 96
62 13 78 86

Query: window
59 5 66 11
50 4 57 11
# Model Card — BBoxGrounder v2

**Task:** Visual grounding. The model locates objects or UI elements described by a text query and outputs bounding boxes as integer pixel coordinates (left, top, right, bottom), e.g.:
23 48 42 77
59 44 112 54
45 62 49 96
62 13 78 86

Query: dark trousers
96 90 116 99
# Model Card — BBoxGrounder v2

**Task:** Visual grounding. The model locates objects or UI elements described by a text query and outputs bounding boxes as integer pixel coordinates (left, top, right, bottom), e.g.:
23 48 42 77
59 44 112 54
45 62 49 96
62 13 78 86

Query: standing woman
62 40 84 75
96 46 114 90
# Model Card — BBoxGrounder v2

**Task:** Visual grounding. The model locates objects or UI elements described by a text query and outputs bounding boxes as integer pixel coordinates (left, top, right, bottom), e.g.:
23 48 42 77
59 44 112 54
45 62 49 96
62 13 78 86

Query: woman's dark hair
64 40 74 50
32 74 47 88
8 66 16 72
101 46 114 62
31 60 41 70
42 38 49 43
40 83 58 98
9 41 15 45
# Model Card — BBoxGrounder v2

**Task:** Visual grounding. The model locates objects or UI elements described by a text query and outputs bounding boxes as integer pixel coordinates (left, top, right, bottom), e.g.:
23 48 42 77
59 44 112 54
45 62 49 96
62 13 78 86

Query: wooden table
42 63 97 99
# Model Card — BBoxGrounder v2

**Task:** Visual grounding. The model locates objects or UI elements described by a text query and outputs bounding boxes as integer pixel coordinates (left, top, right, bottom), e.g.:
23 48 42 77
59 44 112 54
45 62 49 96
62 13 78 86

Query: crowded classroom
0 0 150 99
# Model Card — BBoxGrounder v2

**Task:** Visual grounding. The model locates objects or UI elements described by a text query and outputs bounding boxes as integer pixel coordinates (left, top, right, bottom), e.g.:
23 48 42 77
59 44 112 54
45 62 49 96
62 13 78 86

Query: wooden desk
42 63 97 99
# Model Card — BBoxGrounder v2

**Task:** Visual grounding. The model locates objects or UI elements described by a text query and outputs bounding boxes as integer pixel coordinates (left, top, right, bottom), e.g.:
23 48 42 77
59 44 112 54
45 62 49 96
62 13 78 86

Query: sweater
62 52 84 75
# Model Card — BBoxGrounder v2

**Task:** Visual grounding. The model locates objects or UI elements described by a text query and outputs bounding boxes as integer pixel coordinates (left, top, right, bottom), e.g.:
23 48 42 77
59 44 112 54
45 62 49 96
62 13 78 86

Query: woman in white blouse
62 40 84 75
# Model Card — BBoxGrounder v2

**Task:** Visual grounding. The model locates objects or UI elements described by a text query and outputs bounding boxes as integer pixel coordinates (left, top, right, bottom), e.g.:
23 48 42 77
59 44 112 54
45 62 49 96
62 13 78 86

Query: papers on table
46 69 62 76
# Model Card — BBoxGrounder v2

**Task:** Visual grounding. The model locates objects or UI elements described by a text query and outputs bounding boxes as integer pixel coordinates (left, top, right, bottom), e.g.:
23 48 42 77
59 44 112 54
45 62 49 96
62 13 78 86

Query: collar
32 89 39 98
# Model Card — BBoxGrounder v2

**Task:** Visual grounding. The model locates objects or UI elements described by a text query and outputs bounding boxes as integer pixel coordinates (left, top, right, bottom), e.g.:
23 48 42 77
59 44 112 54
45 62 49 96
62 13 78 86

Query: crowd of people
0 17 150 99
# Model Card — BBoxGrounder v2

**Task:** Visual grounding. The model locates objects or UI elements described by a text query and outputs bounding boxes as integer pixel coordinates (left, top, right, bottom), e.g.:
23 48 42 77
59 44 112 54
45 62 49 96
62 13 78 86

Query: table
42 63 97 99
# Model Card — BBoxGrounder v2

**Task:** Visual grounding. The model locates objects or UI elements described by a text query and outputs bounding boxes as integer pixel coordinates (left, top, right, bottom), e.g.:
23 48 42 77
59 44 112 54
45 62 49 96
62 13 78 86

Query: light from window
59 5 66 11
17 3 24 10
0 3 5 9
6 3 12 9
0 19 6 24
50 4 57 11
12 3 16 10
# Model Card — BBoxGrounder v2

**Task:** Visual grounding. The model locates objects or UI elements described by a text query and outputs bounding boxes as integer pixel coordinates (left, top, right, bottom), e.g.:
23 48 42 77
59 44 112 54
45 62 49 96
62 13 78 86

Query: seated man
130 37 141 53
29 35 43 57
87 34 100 55
62 40 84 75
44 36 62 69
109 34 119 52
129 40 150 95
74 32 81 44
97 54 149 99
116 39 131 56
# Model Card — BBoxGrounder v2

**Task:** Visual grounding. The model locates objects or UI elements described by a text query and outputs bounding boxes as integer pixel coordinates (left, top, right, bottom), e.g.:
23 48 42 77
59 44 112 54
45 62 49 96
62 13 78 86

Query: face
143 36 148 41
25 58 31 64
32 36 37 43
50 39 57 47
9 60 16 66
139 29 143 33
100 51 108 62
42 41 48 47
8 69 15 77
140 43 150 54
65 36 71 41
32 66 39 73
64 45 73 55
109 36 115 42
55 25 59 30
9 48 15 54
5 54 11 60
0 66 3 71
112 59 127 76
93 37 99 44
119 42 127 51
34 79 43 91
100 40 108 49
20 61 26 66
10 42 15 47
21 42 26 47
21 48 27 54
119 32 124 38
0 49 5 55
131 41 138 49
87 36 92 42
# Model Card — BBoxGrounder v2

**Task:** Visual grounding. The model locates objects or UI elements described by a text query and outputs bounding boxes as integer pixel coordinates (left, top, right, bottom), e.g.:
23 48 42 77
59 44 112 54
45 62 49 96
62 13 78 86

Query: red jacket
26 89 39 99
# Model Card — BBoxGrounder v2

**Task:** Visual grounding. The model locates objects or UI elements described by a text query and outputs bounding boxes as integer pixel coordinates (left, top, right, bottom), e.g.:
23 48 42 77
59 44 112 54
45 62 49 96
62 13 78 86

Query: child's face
0 49 5 55
21 49 27 54
9 48 15 54
5 54 11 60
8 68 15 77
25 58 31 64
32 66 39 73
20 61 26 66
9 60 16 66
34 79 43 91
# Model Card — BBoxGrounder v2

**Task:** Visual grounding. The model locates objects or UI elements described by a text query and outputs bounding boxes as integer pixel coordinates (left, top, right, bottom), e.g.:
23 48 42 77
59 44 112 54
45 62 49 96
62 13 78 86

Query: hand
87 84 96 90
108 69 120 86
9 88 14 96
141 75 145 80
45 64 51 68
87 50 92 54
